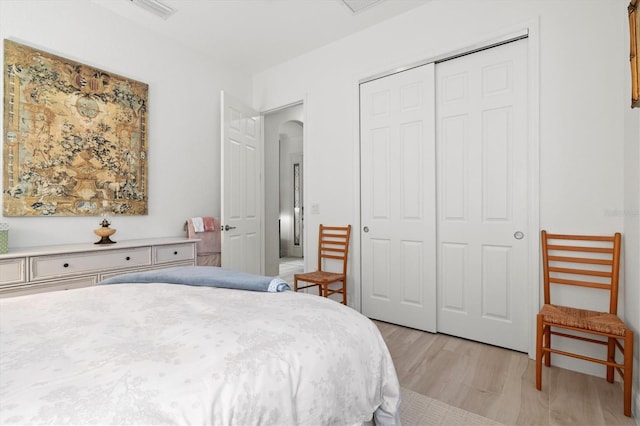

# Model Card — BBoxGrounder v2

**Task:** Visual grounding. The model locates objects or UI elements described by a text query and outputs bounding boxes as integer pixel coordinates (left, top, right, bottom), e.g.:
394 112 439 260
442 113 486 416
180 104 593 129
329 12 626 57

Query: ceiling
91 0 428 75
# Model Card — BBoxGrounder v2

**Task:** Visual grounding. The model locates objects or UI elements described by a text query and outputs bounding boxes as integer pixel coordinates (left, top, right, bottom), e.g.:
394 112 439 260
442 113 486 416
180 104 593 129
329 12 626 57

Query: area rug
399 387 504 425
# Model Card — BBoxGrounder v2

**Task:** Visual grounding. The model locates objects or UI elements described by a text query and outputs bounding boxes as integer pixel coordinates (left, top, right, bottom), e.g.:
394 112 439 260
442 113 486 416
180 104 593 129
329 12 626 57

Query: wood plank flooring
278 256 304 284
374 320 636 426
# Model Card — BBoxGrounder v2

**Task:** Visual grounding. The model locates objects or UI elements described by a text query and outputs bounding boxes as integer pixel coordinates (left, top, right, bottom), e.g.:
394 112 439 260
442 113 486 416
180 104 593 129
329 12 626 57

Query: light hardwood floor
374 320 636 426
278 256 304 284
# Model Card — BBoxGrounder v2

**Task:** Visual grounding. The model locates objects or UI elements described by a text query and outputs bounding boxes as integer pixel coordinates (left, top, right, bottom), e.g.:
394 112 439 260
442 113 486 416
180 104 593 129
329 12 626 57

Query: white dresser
0 237 197 298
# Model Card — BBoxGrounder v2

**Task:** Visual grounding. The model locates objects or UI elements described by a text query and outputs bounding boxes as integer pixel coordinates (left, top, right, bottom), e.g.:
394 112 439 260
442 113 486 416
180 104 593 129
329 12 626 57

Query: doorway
263 103 305 279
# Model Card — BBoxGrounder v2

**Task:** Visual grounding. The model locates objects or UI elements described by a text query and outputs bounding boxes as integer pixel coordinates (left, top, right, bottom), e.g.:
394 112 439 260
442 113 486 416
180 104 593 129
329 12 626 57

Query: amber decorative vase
94 218 116 244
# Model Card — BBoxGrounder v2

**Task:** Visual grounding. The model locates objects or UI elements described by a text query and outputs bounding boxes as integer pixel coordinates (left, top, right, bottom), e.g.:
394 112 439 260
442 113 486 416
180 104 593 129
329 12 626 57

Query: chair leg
342 280 347 305
536 314 543 391
544 322 551 367
606 337 615 383
293 277 298 292
623 331 633 417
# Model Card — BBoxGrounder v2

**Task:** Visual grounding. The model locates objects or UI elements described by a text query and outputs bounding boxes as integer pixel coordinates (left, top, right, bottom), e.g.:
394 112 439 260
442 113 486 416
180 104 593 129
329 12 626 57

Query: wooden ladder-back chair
536 230 633 417
293 224 352 305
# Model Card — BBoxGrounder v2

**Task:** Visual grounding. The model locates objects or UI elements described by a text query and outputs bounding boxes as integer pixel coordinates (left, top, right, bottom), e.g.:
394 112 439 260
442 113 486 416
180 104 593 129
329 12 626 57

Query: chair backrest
541 230 622 314
317 224 352 275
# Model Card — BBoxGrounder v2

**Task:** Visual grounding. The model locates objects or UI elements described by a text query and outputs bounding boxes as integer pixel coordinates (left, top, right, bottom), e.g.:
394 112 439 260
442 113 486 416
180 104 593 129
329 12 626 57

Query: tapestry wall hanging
3 40 148 216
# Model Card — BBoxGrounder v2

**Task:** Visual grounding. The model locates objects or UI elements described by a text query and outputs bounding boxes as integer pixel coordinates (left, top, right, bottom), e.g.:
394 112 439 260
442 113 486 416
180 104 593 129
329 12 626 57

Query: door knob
224 225 237 231
363 226 369 233
514 231 524 240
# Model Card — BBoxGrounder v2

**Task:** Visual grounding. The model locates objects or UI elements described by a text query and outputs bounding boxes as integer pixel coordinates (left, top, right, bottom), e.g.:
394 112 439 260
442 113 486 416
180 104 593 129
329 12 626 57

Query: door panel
361 64 437 332
440 242 466 311
370 239 391 299
221 91 262 274
436 39 528 352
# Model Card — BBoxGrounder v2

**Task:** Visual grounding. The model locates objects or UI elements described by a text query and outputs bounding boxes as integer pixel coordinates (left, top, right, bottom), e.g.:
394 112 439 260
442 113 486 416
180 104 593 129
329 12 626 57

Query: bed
0 268 400 425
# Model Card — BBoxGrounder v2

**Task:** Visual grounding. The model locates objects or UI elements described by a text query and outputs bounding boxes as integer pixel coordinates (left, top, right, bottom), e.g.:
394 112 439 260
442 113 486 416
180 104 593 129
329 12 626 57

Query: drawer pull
174 251 178 255
125 256 131 261
63 263 69 268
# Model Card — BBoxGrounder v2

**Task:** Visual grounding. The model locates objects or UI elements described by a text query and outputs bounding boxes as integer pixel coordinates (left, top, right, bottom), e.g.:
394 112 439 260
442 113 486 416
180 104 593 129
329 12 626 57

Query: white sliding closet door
359 38 530 351
360 64 437 332
436 39 529 352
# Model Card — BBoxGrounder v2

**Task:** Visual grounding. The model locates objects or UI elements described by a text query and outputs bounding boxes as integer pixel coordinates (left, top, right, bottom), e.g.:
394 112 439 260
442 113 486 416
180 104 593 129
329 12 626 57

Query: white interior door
436 39 529 352
360 64 437 332
220 91 262 274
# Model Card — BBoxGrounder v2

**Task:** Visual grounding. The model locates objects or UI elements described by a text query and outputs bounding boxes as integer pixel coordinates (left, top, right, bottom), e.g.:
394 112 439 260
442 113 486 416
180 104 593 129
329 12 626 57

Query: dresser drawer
154 243 195 264
0 258 27 286
0 275 96 298
30 247 152 281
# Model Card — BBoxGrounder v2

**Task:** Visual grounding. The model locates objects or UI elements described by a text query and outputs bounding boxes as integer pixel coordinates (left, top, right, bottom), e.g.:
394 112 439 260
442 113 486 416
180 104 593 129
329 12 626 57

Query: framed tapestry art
3 40 148 216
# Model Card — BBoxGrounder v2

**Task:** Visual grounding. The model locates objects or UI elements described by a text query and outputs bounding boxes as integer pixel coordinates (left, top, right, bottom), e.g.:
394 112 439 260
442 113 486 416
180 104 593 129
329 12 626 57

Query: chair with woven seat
536 230 633 417
294 224 351 305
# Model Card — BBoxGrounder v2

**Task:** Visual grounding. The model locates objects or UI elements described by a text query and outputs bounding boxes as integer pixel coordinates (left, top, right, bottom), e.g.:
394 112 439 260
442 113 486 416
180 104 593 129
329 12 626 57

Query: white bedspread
0 283 400 425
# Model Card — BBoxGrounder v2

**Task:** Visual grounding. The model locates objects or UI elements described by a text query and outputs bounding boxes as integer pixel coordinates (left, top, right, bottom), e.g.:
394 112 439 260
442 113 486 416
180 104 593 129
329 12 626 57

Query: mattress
0 283 400 425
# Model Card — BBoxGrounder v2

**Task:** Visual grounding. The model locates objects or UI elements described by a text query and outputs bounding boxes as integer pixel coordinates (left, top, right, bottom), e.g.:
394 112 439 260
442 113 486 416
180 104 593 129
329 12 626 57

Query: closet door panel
360 63 436 332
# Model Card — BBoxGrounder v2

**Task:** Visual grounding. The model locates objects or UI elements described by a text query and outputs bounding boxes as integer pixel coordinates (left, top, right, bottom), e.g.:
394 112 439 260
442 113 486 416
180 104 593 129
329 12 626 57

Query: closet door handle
224 225 237 231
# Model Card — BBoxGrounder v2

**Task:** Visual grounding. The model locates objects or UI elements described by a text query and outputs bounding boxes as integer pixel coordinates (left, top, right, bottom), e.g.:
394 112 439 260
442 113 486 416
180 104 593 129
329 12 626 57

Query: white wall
253 0 638 391
0 0 252 248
